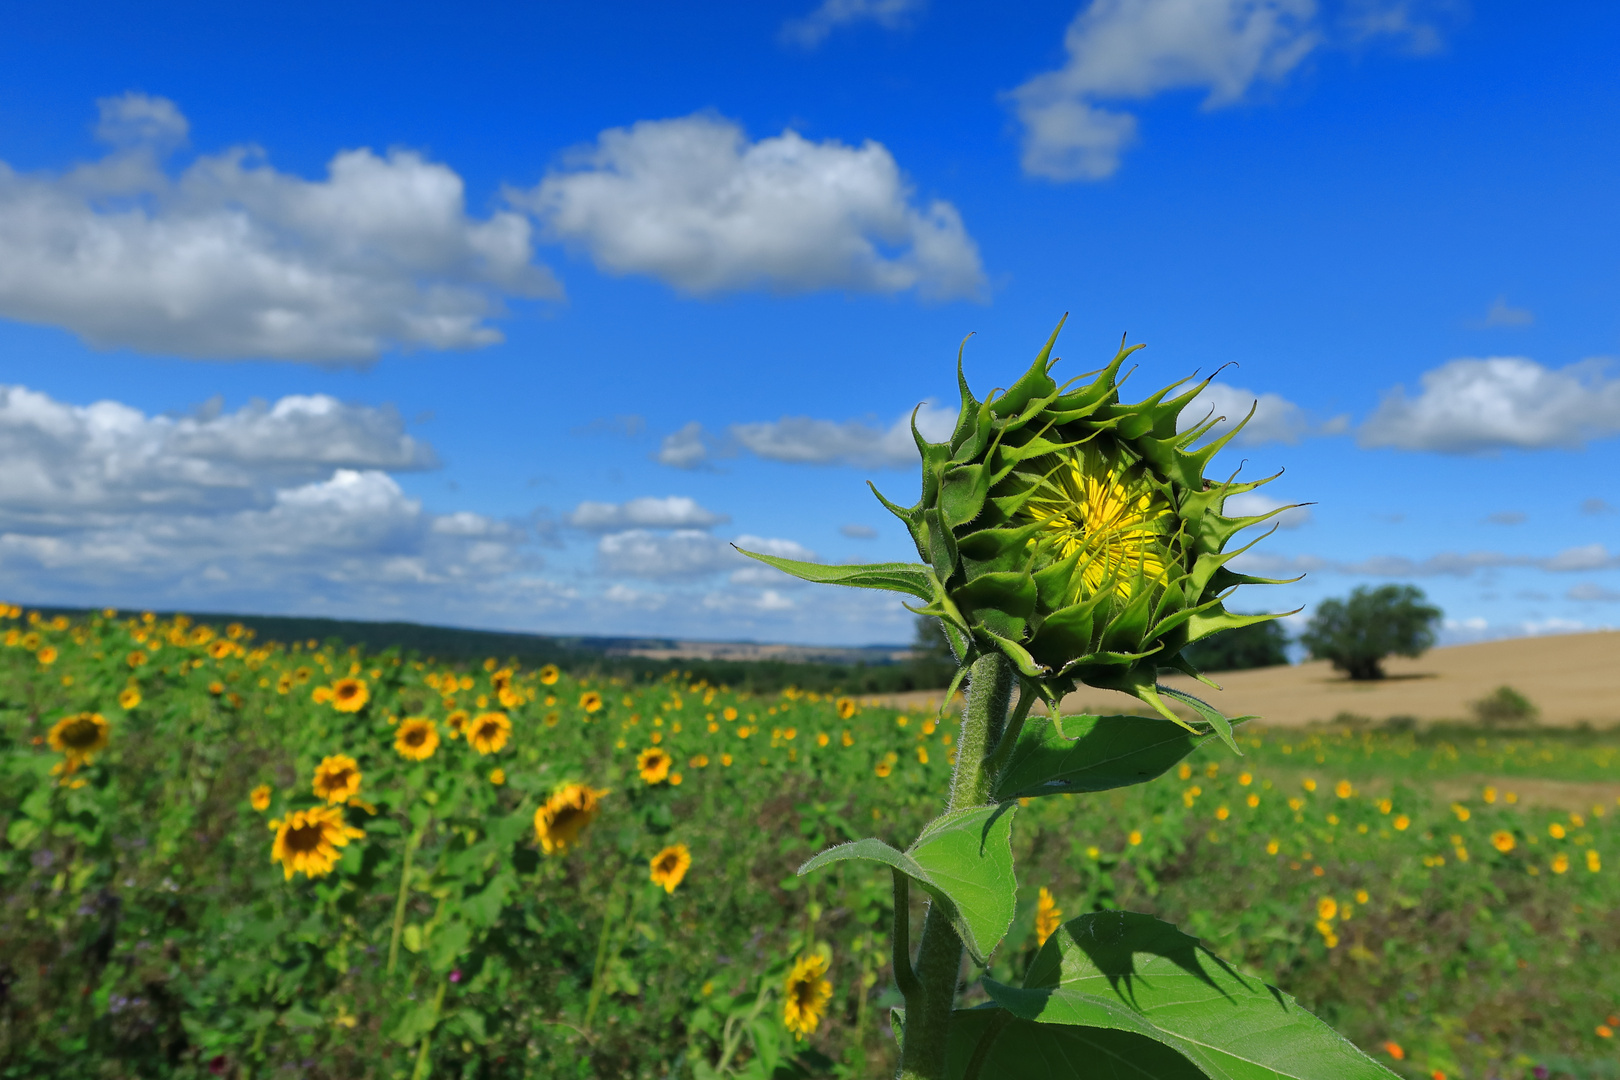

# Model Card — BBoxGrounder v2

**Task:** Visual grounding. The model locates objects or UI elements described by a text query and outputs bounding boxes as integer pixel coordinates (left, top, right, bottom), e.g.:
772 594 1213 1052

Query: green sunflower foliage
738 316 1296 745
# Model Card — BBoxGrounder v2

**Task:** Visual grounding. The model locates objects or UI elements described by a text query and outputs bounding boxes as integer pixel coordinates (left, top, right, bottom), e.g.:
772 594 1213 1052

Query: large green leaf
986 912 1397 1080
799 806 1017 963
947 1007 1207 1080
992 714 1231 802
731 547 936 602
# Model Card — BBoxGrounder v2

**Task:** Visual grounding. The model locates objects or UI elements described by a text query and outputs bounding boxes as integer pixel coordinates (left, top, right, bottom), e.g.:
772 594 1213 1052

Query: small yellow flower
394 718 439 762
836 697 856 720
1587 849 1601 873
1491 830 1515 853
1551 853 1570 874
270 806 364 880
489 768 506 785
1246 793 1260 808
446 709 470 739
916 745 929 765
723 706 738 721
533 783 608 855
1317 897 1338 921
637 747 673 784
1377 798 1393 815
539 664 560 685
1335 780 1353 798
1393 814 1410 831
1548 822 1566 839
312 754 363 803
1451 803 1471 822
875 760 892 778
250 784 273 811
1215 806 1230 821
782 954 833 1040
580 690 603 713
329 678 369 713
721 753 733 767
649 843 692 894
37 645 58 665
1128 830 1143 846
1035 887 1063 946
1177 763 1192 780
1355 889 1369 905
126 649 147 668
1483 786 1497 803
469 712 512 755
118 686 141 710
1303 778 1317 792
1265 839 1279 855
690 754 709 768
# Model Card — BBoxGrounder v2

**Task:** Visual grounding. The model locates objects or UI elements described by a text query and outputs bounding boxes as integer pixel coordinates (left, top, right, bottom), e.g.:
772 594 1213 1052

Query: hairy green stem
891 868 920 1001
899 651 1014 1080
387 825 422 977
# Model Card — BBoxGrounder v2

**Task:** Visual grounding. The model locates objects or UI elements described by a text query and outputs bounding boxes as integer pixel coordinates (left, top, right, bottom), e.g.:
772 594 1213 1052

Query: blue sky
0 0 1616 646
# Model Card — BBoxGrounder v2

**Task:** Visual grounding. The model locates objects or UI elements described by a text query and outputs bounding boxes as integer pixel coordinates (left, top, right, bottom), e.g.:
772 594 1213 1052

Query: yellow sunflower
37 645 58 665
835 697 856 720
782 953 833 1040
250 784 273 811
446 709 469 739
48 712 110 766
329 678 370 713
580 690 603 714
270 806 365 880
394 718 439 761
209 640 234 659
312 754 363 803
539 664 560 685
1035 886 1063 946
489 768 506 786
498 685 523 709
1019 448 1171 605
637 747 673 784
649 843 692 894
118 686 141 710
127 650 147 668
468 712 511 755
533 783 608 854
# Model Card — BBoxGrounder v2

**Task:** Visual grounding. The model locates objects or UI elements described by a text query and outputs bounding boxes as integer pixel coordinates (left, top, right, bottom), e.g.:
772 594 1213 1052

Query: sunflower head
118 686 141 710
250 784 273 811
394 718 439 762
649 843 692 894
782 953 833 1040
446 709 469 738
270 806 364 881
579 691 603 714
538 664 560 686
329 678 369 713
469 712 511 755
1035 886 1063 946
48 712 110 764
312 754 363 803
637 747 673 784
744 319 1294 733
533 782 608 855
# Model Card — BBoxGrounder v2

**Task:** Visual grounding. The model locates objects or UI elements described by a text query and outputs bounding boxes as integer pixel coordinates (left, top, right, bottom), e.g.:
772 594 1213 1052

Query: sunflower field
2 607 1619 1080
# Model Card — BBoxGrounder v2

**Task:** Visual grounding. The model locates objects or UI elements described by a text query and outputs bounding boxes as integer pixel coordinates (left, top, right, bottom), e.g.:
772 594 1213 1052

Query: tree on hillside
1182 619 1291 672
1299 584 1442 680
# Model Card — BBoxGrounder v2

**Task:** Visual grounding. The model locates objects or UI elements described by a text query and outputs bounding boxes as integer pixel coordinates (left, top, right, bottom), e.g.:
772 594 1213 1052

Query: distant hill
22 605 947 695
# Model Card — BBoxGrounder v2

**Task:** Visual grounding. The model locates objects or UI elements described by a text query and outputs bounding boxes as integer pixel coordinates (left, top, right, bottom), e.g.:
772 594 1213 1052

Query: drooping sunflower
1035 886 1063 946
637 747 673 784
649 843 692 894
781 953 833 1040
118 686 141 710
269 806 365 880
394 718 439 762
48 712 110 767
579 690 603 714
329 678 369 713
312 754 363 803
538 664 560 686
533 783 609 855
468 712 511 755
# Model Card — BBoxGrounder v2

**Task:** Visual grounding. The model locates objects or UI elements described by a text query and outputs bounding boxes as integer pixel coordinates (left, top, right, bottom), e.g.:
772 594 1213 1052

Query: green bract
740 317 1296 734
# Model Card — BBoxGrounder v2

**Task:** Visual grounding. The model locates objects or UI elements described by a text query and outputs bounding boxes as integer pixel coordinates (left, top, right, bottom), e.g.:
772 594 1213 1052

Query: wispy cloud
780 0 925 48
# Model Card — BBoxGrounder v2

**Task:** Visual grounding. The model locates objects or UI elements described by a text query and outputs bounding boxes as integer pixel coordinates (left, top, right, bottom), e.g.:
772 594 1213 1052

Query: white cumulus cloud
0 93 560 362
781 0 925 47
729 401 957 467
1222 491 1312 528
1358 356 1620 452
567 496 730 532
1179 381 1340 445
522 113 984 300
595 529 815 580
1008 0 1319 181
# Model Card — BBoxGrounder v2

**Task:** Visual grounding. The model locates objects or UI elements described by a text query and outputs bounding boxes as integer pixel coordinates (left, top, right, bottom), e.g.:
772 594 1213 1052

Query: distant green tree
1181 619 1291 672
1299 584 1442 680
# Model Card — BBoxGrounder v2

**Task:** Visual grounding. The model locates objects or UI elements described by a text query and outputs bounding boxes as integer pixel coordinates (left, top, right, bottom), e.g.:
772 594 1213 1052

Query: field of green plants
2 609 1618 1080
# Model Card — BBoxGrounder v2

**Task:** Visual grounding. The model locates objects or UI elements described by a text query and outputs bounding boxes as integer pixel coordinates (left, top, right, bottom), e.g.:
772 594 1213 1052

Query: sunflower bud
740 317 1295 734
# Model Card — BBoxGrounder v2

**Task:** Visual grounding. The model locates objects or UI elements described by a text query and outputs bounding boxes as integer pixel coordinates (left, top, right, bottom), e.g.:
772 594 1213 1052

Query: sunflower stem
899 651 1013 1080
583 875 634 1032
410 978 448 1080
387 824 422 978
